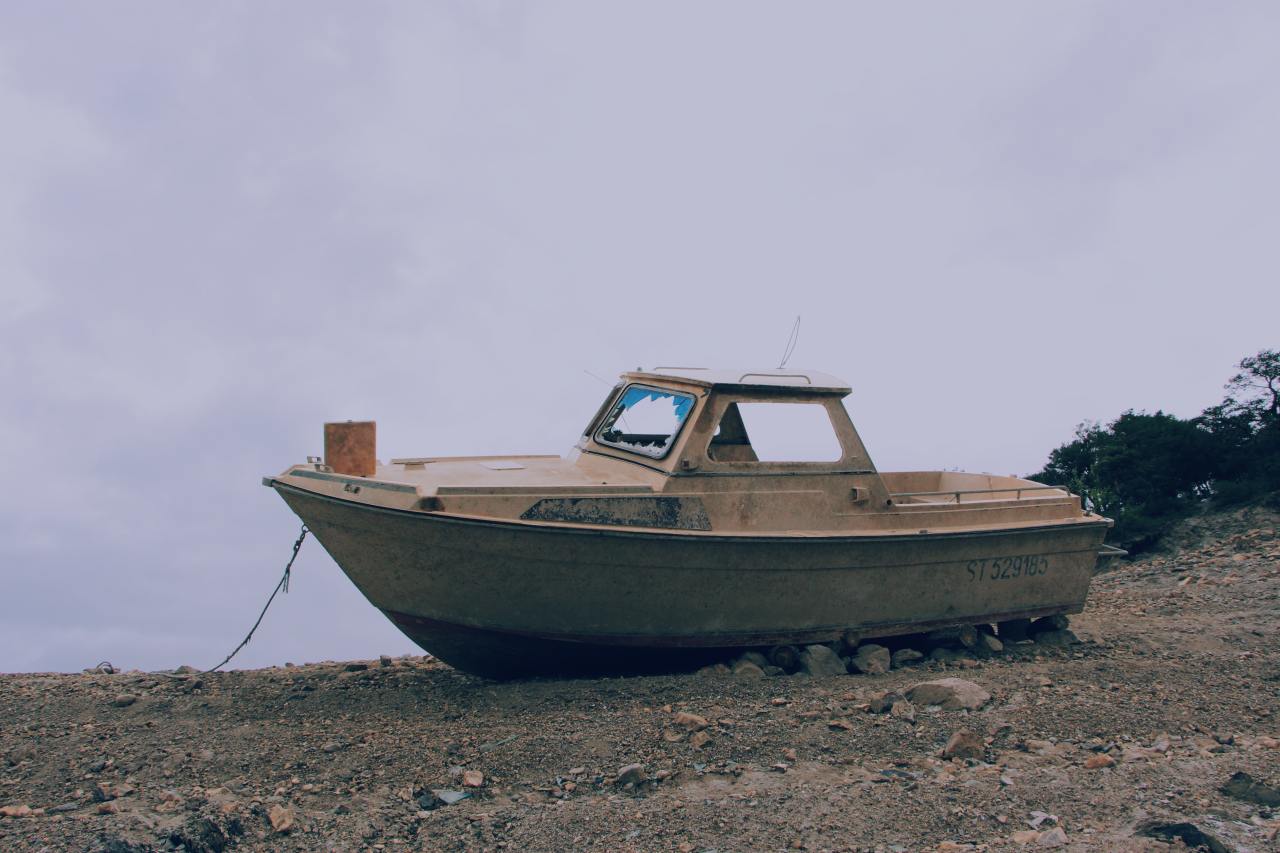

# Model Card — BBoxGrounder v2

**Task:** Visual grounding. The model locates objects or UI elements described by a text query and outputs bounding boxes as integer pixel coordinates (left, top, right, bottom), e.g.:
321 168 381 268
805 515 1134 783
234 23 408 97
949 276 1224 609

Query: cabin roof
621 367 852 394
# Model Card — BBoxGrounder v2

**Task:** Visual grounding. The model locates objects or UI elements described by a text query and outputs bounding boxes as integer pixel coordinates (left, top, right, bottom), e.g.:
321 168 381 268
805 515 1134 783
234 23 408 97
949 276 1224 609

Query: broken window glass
595 385 695 459
709 401 843 463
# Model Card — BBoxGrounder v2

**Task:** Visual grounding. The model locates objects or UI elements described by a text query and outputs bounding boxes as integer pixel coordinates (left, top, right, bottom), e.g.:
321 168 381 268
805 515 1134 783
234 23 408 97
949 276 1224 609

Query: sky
2 2 1277 673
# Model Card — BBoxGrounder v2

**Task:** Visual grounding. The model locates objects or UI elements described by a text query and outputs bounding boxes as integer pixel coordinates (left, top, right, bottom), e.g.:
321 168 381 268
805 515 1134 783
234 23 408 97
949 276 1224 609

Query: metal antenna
777 316 801 369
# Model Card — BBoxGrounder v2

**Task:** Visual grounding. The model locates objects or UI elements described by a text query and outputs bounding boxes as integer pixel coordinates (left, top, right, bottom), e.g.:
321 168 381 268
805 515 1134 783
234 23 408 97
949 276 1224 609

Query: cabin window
709 402 843 463
595 385 695 460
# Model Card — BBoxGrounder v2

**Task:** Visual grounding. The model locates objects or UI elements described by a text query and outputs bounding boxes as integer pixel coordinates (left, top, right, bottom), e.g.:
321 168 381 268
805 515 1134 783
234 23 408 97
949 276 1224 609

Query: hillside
2 509 1279 852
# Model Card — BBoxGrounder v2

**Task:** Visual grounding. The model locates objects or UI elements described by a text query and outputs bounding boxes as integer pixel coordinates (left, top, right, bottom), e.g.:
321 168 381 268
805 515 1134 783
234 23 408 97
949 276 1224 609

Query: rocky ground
2 508 1279 852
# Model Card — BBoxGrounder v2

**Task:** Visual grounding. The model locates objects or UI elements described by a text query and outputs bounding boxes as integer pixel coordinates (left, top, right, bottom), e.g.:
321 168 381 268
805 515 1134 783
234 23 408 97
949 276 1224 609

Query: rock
1035 827 1068 847
615 764 646 786
321 741 344 754
267 804 295 833
941 729 984 761
868 690 905 714
112 694 137 708
174 665 199 674
740 651 770 668
732 660 765 677
436 790 470 805
689 731 712 749
462 769 484 788
890 700 916 723
762 665 786 677
799 644 848 677
998 619 1032 642
769 645 801 672
343 662 368 672
379 655 393 667
891 648 924 667
1220 770 1280 807
5 744 36 766
849 644 891 675
1083 753 1115 769
1135 821 1231 853
976 633 1004 654
673 711 708 731
1009 829 1039 845
662 728 685 743
416 791 442 810
1032 629 1078 647
0 804 32 818
906 678 991 711
1030 614 1069 634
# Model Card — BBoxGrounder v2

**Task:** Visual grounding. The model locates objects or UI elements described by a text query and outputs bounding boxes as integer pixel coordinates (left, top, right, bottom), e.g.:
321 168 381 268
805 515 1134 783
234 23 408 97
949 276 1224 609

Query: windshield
595 385 695 459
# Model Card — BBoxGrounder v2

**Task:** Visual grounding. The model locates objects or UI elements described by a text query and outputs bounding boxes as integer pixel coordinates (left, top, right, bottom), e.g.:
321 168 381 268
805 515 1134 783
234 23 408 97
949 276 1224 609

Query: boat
264 367 1116 678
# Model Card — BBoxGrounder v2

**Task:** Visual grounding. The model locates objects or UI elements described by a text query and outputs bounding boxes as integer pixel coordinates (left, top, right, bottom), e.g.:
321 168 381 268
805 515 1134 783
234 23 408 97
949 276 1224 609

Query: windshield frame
592 383 696 460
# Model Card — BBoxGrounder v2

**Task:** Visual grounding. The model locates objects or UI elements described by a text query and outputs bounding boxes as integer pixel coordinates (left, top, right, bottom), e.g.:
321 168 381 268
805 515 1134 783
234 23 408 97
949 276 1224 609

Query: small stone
799 644 848 677
906 678 991 711
1084 754 1115 769
1035 827 1068 847
436 790 470 805
976 633 1004 654
462 770 484 788
868 690 905 714
343 662 368 672
615 764 646 786
673 711 709 731
890 700 916 723
849 644 891 675
96 801 118 815
688 731 712 749
0 804 32 818
112 694 137 708
322 741 343 754
268 804 295 833
769 645 801 672
890 648 924 668
1009 829 1039 845
942 729 984 761
762 665 785 677
827 719 854 731
783 748 797 761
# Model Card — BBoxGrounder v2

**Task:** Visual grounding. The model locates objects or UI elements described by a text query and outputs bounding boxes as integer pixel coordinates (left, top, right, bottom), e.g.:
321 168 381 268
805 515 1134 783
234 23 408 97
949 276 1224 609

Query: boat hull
275 484 1108 678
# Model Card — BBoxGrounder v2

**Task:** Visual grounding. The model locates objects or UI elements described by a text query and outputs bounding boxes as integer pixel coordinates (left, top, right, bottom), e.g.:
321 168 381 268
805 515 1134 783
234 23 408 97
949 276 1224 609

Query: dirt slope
2 509 1278 852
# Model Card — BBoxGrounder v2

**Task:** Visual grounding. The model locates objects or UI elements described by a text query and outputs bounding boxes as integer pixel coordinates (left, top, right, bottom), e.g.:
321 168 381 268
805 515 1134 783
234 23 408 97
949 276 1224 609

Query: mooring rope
202 524 309 673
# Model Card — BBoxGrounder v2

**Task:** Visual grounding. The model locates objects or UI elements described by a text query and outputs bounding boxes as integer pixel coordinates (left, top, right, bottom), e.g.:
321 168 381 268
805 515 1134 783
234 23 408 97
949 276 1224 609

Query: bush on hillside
1028 349 1280 551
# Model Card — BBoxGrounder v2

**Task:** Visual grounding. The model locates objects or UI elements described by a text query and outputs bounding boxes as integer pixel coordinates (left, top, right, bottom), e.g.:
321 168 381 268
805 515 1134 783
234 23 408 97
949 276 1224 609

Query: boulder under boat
264 367 1116 678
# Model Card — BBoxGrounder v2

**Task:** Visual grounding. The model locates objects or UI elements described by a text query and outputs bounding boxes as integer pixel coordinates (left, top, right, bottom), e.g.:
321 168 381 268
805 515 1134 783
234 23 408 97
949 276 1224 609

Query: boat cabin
580 368 873 469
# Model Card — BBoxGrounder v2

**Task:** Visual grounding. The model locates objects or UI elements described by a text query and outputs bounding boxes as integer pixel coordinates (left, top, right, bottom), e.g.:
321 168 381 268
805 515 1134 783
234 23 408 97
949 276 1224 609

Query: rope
202 524 309 673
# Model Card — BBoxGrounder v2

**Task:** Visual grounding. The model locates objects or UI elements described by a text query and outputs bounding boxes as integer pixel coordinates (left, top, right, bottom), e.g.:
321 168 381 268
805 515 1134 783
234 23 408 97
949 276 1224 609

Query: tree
1224 349 1280 427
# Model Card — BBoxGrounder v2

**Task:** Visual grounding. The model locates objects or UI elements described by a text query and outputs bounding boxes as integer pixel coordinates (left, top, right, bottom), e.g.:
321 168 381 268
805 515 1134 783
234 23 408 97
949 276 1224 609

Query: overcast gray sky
2 2 1277 673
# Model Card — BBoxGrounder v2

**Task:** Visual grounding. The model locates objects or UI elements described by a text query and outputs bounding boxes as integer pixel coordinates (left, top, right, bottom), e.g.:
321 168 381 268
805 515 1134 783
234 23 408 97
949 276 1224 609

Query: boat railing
890 484 1073 504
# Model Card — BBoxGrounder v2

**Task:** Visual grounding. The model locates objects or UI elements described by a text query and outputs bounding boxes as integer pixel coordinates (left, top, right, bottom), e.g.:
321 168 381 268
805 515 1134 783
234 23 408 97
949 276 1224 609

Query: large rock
906 677 991 711
799 644 848 677
849 644 891 675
